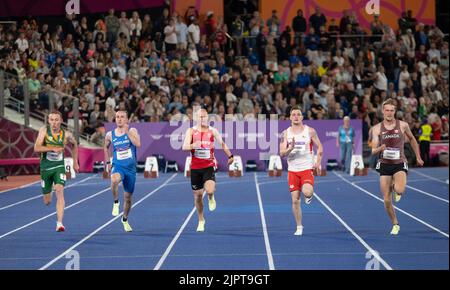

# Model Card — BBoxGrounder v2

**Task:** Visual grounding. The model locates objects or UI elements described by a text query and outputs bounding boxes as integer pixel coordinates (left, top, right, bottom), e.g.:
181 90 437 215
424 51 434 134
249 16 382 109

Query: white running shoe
197 219 205 232
208 195 216 211
112 202 120 216
305 195 313 205
294 226 303 236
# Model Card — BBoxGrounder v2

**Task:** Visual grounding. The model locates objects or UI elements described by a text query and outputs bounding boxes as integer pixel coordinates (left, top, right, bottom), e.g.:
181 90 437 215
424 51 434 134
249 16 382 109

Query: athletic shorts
111 165 137 194
41 166 66 195
376 161 409 176
190 166 215 191
288 169 314 192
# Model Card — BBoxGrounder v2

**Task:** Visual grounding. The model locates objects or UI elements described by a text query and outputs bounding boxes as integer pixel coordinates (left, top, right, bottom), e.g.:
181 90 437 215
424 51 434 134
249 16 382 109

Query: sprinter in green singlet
34 111 79 232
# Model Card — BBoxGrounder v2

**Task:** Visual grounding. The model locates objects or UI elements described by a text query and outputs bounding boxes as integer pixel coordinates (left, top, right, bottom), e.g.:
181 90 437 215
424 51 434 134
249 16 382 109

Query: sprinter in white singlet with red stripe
280 106 323 236
182 109 234 232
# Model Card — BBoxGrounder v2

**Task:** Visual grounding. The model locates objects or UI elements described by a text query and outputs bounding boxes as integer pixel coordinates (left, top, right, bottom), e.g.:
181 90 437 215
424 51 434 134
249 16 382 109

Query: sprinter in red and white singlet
280 106 323 236
182 109 234 232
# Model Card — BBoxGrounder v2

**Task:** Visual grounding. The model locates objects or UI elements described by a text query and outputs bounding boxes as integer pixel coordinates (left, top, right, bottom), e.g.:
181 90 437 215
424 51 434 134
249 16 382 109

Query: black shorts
376 161 409 176
190 167 216 191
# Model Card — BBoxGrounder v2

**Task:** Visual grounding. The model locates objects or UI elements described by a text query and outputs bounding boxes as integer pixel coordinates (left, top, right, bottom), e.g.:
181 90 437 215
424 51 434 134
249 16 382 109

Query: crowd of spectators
0 5 448 145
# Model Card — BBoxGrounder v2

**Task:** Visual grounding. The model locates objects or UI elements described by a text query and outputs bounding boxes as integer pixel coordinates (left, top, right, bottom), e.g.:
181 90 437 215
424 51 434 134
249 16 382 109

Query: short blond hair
382 98 396 109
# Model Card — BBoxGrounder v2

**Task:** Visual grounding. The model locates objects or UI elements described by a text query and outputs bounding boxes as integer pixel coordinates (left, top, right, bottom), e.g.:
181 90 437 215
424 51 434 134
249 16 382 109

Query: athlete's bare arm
104 131 112 171
401 121 424 166
34 126 62 153
65 131 79 172
182 128 195 151
279 130 294 158
310 127 323 172
212 128 234 165
127 127 141 147
371 124 386 155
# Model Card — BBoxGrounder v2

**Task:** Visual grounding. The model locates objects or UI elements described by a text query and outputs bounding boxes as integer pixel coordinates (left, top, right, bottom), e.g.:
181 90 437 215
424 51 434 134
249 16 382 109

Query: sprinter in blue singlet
104 111 141 232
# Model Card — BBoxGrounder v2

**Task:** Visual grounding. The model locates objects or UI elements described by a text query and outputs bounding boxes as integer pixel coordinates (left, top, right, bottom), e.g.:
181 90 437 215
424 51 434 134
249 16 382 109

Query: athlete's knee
54 185 64 196
124 193 132 202
111 174 121 184
302 185 314 197
194 191 203 201
393 184 405 194
292 198 300 207
205 186 215 195
204 181 215 194
383 195 392 205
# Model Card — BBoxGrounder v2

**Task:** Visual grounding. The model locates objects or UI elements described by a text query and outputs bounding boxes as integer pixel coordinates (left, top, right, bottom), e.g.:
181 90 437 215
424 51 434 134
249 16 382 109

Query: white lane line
409 169 449 185
39 173 177 270
314 192 393 270
0 175 96 212
0 180 40 194
254 172 275 270
333 171 449 238
153 202 199 270
0 187 110 240
406 185 449 203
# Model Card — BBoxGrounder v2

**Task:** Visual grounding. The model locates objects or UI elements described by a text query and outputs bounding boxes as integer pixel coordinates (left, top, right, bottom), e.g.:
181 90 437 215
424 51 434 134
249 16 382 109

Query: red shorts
288 170 315 192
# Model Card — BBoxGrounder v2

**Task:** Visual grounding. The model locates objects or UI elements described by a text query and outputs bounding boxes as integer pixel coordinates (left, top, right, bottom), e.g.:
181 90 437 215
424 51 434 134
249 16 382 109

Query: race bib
194 148 211 159
47 151 63 161
383 147 401 160
293 141 307 154
116 149 132 160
